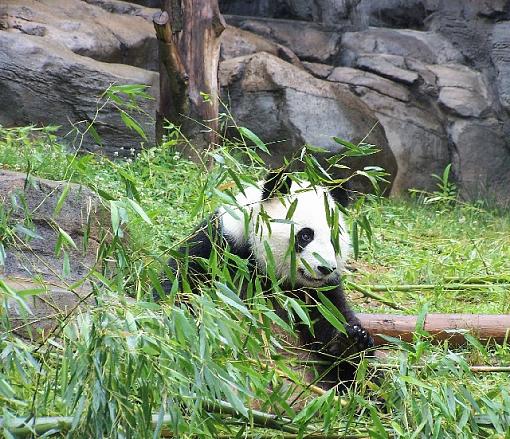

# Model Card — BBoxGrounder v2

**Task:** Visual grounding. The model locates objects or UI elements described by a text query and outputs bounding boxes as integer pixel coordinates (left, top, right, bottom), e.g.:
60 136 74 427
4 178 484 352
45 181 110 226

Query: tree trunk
154 0 225 161
357 313 510 347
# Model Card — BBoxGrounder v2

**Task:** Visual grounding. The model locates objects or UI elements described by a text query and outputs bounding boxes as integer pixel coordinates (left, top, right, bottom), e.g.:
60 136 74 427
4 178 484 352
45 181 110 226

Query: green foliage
0 88 509 437
351 198 510 315
410 163 458 207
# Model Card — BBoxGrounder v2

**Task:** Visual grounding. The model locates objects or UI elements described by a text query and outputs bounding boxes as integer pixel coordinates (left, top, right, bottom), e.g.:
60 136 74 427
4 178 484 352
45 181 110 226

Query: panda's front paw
325 324 373 357
346 324 374 351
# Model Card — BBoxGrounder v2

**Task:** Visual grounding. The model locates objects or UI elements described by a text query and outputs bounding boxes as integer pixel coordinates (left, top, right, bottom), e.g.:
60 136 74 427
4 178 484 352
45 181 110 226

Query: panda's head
221 171 351 288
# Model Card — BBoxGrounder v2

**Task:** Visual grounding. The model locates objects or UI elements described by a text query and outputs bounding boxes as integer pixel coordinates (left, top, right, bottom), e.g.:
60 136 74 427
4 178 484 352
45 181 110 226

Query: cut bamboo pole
0 400 298 437
357 313 510 346
358 283 510 292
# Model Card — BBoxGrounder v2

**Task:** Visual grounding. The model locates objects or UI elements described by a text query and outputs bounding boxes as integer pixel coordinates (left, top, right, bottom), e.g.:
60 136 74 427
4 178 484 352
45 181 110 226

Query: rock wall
0 0 159 156
1 0 509 202
0 170 108 339
220 0 510 203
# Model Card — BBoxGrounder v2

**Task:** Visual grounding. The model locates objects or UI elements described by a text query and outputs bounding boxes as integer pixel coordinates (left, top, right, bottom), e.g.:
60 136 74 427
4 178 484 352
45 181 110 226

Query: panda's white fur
218 181 351 288
163 172 373 389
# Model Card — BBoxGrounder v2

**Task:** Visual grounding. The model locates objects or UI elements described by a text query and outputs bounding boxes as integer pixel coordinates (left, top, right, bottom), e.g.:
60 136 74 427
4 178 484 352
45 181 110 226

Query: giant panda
163 170 374 389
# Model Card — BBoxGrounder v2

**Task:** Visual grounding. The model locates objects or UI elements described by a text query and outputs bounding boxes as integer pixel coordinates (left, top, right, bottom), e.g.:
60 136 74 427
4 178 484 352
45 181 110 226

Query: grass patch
348 199 510 315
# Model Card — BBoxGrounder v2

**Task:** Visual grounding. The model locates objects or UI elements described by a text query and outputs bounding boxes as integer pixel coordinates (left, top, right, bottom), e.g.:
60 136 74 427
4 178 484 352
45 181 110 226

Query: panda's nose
318 265 336 276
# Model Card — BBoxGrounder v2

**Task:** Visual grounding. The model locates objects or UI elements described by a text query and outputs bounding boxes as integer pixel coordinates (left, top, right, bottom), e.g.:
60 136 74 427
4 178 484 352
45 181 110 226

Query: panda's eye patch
296 228 314 250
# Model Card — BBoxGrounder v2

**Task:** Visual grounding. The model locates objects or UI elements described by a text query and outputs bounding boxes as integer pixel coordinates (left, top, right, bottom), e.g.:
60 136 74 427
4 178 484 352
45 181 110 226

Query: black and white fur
163 172 373 389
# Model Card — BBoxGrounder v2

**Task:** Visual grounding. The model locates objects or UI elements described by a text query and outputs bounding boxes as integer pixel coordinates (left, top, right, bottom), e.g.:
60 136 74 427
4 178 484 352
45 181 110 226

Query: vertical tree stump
154 0 226 161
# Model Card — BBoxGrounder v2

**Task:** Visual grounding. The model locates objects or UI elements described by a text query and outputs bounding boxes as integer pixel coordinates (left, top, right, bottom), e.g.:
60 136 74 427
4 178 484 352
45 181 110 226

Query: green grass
348 199 510 315
1 124 510 438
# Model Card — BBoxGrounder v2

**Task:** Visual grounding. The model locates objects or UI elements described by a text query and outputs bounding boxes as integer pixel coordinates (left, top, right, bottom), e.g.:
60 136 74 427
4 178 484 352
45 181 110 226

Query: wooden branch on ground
357 313 510 346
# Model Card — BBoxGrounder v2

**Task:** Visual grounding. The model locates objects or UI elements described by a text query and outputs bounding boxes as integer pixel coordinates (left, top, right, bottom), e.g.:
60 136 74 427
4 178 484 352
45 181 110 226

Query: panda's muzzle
318 265 335 275
298 267 339 285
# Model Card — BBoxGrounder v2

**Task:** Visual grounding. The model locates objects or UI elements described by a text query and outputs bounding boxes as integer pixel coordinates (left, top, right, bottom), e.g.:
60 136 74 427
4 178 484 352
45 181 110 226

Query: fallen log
357 313 510 346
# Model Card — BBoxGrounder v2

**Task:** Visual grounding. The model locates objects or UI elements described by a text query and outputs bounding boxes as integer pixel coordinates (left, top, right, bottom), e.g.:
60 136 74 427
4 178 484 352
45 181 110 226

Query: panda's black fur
162 171 374 389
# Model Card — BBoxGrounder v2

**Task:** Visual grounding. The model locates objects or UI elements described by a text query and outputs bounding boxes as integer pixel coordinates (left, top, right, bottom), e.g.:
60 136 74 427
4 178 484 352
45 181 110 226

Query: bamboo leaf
15 224 42 240
125 198 153 225
215 282 255 322
287 297 310 327
120 111 147 140
238 127 269 153
54 183 70 217
57 227 78 250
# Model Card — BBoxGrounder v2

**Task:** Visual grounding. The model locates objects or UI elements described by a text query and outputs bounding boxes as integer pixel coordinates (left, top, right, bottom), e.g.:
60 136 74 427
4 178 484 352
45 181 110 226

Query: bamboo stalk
344 281 404 310
1 400 299 437
214 435 369 439
284 359 510 373
469 366 510 373
358 283 510 292
203 400 298 433
275 366 348 407
376 364 510 373
444 275 510 284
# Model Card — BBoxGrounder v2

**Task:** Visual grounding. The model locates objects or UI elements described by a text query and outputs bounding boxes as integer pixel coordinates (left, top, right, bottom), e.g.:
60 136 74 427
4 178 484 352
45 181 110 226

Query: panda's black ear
329 182 352 207
262 170 292 200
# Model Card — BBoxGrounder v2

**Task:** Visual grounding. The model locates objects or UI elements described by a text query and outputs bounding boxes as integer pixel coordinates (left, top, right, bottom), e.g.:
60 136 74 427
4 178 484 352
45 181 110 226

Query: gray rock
491 21 510 112
0 31 158 157
221 25 302 67
437 88 489 118
427 64 492 117
328 67 410 102
428 64 487 90
220 0 367 28
328 66 449 193
3 0 159 71
359 0 436 30
115 0 161 7
302 62 334 79
0 170 107 284
284 0 363 26
83 0 159 22
341 27 464 65
449 119 510 205
0 170 109 339
425 0 500 68
5 278 95 340
476 0 508 18
404 58 438 94
220 53 396 194
225 15 343 64
355 53 419 85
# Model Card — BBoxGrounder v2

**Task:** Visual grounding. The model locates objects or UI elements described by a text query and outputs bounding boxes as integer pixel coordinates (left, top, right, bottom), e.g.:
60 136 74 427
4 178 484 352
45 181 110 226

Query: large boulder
341 27 464 66
221 25 302 67
449 119 510 205
2 0 159 71
0 170 108 339
220 0 366 27
327 66 449 193
425 0 504 68
354 53 419 86
491 21 510 112
0 31 158 157
426 64 492 118
359 0 433 30
0 170 107 283
220 53 396 194
225 15 344 64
